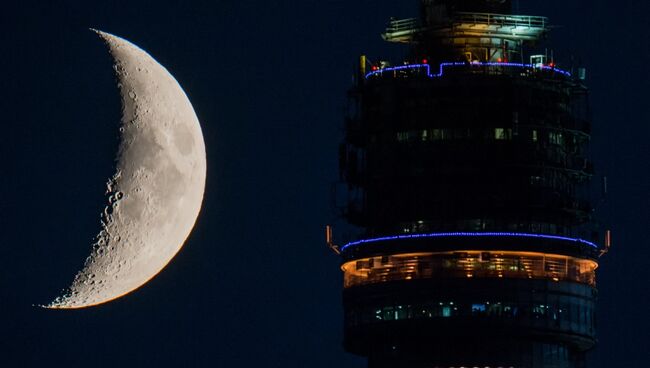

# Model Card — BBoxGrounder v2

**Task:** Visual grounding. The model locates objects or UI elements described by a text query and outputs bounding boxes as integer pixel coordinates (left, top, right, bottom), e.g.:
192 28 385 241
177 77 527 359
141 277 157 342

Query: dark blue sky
0 1 648 367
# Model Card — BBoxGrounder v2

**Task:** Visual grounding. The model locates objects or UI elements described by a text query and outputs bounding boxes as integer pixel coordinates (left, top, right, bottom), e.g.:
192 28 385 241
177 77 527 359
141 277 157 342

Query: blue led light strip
365 61 572 79
340 232 598 252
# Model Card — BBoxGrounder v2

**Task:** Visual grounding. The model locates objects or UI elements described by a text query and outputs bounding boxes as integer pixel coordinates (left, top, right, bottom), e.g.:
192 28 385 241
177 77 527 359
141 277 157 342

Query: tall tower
331 1 609 367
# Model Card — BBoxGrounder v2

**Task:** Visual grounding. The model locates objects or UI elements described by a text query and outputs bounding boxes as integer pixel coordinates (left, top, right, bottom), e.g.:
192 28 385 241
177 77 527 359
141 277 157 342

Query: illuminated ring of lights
340 232 598 252
365 62 572 79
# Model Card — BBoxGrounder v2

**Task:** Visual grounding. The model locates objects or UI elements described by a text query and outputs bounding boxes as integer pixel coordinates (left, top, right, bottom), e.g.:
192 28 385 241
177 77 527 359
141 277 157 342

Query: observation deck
383 12 549 43
339 232 602 360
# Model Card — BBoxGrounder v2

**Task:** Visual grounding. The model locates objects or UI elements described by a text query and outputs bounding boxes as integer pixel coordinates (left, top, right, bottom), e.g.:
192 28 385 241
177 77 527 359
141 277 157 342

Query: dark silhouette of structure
330 1 609 367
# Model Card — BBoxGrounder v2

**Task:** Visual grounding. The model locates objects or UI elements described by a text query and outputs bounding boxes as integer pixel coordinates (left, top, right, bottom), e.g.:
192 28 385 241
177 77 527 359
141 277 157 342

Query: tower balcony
383 12 549 44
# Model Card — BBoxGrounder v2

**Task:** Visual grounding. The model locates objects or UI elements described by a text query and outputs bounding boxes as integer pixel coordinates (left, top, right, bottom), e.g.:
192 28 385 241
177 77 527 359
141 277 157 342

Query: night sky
1 1 648 367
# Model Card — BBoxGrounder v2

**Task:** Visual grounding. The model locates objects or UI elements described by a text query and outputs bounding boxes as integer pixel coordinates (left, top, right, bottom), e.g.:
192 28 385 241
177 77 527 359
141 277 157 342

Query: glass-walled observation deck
342 250 597 288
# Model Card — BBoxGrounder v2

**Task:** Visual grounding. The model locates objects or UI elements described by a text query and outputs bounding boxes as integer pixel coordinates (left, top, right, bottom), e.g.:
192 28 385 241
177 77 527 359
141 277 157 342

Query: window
395 128 520 142
487 302 504 317
354 299 593 331
442 306 452 317
414 306 432 319
430 128 444 140
472 304 486 315
342 251 598 288
549 131 564 145
532 304 548 318
494 128 512 140
396 305 409 320
503 305 517 317
383 307 396 321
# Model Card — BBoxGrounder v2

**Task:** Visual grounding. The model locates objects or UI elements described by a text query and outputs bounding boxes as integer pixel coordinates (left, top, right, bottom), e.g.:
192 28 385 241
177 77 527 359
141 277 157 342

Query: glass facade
342 251 597 288
346 297 596 337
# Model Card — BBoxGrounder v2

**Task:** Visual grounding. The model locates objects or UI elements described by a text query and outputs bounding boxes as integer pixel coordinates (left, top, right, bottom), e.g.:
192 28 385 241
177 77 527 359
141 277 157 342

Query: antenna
325 225 340 254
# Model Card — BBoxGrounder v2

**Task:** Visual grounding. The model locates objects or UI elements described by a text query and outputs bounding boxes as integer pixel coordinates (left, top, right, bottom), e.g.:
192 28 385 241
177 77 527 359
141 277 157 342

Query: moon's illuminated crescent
46 30 207 309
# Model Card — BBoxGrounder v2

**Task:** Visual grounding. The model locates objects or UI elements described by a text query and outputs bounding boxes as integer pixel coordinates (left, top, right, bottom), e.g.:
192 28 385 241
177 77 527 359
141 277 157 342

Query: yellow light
341 250 598 288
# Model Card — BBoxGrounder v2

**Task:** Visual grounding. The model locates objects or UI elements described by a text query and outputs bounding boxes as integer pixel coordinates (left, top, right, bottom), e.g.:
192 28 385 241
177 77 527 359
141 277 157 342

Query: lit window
384 307 395 321
532 129 538 142
442 306 452 317
549 131 564 145
494 128 512 140
342 251 598 288
472 304 486 314
396 305 409 320
532 304 548 318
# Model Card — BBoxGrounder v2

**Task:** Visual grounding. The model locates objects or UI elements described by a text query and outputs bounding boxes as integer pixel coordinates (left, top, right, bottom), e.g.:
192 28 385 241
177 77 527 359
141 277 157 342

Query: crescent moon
46 30 207 309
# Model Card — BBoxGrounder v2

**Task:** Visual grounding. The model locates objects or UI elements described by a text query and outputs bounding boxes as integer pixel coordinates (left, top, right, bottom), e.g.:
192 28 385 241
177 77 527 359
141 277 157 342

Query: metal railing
364 62 572 81
454 12 548 29
384 12 548 37
384 17 420 34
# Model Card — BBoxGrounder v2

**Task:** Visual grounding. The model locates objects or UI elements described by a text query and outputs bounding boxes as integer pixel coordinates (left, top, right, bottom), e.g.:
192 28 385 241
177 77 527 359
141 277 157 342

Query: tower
331 1 609 367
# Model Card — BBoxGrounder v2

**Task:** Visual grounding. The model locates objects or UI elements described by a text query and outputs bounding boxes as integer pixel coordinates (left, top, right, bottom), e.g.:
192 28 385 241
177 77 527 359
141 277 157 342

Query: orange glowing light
341 250 598 288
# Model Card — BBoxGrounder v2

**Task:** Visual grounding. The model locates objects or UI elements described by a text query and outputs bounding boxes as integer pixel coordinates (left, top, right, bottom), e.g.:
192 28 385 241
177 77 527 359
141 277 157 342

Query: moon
46 30 207 309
